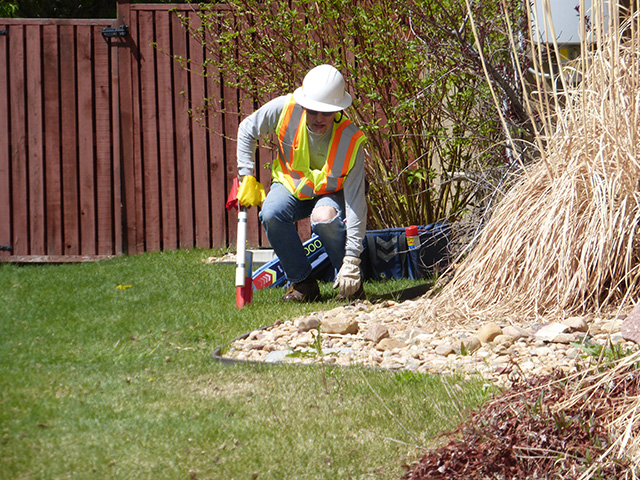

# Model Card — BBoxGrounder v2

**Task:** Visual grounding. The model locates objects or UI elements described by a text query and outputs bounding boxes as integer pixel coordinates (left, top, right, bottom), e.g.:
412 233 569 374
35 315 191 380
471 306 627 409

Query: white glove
333 256 362 297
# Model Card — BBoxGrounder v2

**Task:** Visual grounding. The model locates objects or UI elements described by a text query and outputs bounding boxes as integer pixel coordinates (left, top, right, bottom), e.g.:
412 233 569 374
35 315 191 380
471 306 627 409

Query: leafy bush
180 0 533 229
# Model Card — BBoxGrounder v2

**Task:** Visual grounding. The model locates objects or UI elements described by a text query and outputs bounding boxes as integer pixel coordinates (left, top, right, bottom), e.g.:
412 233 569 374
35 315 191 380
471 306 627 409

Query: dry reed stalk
417 2 640 328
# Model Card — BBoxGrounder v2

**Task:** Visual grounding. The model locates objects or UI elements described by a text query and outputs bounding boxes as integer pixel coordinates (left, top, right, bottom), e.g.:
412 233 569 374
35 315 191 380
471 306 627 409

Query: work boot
282 279 321 303
335 284 366 302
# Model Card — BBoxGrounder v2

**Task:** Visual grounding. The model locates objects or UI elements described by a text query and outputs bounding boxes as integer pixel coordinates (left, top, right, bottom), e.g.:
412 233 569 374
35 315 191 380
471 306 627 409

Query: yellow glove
237 175 266 207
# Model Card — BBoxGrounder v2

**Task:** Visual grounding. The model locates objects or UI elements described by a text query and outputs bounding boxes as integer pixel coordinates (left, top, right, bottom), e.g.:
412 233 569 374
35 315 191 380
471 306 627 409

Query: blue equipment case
251 224 450 290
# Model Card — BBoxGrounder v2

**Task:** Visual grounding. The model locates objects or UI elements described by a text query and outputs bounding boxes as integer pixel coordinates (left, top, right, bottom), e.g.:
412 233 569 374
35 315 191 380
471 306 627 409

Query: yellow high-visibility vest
273 94 366 200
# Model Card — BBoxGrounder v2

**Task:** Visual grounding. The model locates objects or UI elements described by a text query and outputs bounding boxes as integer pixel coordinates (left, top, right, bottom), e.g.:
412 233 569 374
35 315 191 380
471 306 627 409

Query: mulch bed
403 369 639 479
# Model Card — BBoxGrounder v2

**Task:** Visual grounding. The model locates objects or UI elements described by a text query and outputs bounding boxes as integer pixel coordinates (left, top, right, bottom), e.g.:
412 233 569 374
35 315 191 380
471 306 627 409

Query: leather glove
237 175 266 207
333 256 362 297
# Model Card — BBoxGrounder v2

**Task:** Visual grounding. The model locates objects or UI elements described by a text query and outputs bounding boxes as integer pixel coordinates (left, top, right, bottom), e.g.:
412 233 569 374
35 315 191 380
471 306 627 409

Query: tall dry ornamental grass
419 1 640 325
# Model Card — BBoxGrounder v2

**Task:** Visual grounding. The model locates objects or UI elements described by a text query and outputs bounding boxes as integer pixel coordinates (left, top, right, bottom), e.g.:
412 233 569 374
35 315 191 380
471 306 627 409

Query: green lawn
0 249 493 480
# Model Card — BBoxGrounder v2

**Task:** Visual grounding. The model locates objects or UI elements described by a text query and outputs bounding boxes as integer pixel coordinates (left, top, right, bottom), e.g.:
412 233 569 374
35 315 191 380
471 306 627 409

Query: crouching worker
236 64 367 302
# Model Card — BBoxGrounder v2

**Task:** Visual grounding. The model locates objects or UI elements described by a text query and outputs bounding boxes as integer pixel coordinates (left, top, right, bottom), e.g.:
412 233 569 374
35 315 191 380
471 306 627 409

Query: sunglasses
305 109 336 117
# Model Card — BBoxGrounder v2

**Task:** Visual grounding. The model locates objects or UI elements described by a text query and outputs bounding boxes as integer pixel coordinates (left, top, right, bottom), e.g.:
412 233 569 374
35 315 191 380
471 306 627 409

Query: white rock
321 315 359 335
435 344 456 356
502 325 530 340
601 319 623 334
493 335 515 347
478 323 503 343
363 324 389 344
264 350 291 363
295 315 321 332
562 317 588 333
291 333 313 349
412 333 434 344
533 323 569 342
552 333 578 344
376 338 407 351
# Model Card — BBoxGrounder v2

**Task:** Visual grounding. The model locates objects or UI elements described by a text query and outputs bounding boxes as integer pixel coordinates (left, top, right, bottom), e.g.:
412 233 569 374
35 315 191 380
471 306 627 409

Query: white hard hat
293 64 352 112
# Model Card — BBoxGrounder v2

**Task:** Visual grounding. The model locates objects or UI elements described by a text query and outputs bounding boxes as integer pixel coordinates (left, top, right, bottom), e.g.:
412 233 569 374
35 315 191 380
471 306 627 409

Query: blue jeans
260 182 346 284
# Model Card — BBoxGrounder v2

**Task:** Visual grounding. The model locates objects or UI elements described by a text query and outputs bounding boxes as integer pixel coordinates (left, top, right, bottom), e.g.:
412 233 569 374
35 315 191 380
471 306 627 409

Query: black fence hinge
101 25 128 38
0 30 7 36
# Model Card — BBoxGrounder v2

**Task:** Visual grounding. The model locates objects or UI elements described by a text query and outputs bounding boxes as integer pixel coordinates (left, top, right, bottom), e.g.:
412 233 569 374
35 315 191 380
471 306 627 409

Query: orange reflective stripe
342 130 364 176
275 97 305 193
313 121 362 195
279 100 297 172
275 156 297 193
332 130 364 192
326 120 349 173
278 99 295 144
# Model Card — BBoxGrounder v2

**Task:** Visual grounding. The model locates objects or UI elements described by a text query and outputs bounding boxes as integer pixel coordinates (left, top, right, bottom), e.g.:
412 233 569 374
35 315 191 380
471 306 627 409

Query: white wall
532 0 610 44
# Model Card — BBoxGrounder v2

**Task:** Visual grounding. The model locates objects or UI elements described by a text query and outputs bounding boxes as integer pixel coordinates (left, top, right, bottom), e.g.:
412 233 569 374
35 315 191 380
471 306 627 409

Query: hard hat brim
292 87 352 112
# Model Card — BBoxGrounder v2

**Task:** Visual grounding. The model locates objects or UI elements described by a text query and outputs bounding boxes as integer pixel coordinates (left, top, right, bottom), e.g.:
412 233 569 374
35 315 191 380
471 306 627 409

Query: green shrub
179 0 533 228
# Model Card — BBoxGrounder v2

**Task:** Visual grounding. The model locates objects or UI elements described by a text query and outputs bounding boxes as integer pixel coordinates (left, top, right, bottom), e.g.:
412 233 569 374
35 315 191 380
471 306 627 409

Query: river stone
376 338 407 351
602 319 623 334
493 334 515 347
552 333 578 344
478 323 503 343
562 316 588 333
533 322 569 342
295 315 321 332
321 315 359 335
622 302 640 344
290 333 314 349
264 350 291 363
435 344 456 356
363 324 389 344
492 344 509 356
502 325 530 340
453 336 481 353
405 330 433 346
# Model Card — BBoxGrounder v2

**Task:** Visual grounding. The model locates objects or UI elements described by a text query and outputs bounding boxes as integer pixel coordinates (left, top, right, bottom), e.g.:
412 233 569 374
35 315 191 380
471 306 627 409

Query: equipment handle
235 208 248 287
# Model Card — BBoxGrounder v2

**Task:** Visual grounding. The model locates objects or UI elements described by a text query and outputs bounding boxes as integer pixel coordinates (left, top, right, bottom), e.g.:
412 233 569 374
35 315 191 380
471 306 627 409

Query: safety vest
273 94 366 200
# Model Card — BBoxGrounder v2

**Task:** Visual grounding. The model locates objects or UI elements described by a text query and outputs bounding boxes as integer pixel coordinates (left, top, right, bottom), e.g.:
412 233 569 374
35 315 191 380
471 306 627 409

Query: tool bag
252 223 450 289
252 234 334 290
360 224 451 281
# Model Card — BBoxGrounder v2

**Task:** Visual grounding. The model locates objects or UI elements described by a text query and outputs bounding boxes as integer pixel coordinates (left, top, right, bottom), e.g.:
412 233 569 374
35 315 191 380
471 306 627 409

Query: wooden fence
0 1 287 262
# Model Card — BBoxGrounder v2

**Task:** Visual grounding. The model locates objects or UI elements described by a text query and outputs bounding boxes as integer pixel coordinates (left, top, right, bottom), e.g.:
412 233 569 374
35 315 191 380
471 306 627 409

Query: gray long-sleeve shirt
237 95 367 258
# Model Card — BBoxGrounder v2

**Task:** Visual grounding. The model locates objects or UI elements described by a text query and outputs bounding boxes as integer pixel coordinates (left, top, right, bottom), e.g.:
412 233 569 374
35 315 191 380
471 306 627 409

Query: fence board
170 10 194 249
59 25 80 256
0 22 10 257
203 19 227 249
110 33 123 256
94 26 116 256
139 10 161 252
222 12 240 248
116 4 138 255
188 12 211 248
155 11 178 251
110 28 124 256
77 25 97 256
26 25 46 255
128 14 146 254
9 25 28 255
43 24 63 256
